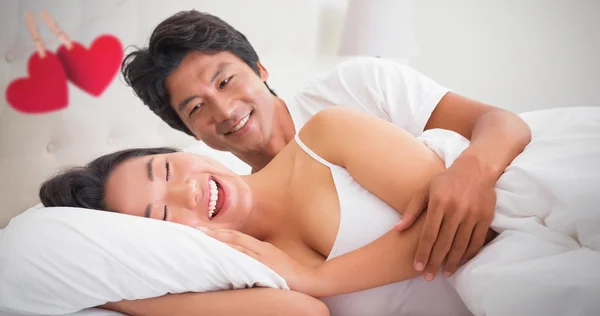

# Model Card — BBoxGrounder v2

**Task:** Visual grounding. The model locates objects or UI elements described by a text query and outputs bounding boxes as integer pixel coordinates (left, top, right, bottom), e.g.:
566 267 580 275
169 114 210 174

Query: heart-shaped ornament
57 34 123 97
5 51 69 114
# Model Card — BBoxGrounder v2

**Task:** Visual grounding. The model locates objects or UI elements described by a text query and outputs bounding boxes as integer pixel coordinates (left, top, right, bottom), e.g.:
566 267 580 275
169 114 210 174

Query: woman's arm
100 288 329 316
307 217 427 297
291 106 445 297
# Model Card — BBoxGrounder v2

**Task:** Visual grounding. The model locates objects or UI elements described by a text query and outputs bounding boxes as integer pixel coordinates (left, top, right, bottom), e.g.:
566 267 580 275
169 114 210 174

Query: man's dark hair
39 147 178 211
121 10 276 137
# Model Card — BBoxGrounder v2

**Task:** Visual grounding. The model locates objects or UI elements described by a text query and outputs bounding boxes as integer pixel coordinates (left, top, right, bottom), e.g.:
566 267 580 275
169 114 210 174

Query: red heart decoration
5 51 68 114
57 34 123 97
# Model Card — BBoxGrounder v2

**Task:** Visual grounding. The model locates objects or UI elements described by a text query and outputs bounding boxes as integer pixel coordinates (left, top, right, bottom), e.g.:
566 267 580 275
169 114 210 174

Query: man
121 10 531 281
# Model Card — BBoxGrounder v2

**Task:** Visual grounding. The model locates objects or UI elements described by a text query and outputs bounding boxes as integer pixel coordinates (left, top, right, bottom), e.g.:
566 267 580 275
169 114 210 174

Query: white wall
2 0 597 112
314 0 600 113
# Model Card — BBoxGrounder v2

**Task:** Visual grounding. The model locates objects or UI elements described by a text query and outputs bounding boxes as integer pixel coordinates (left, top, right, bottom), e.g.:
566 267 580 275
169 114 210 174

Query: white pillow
0 206 288 315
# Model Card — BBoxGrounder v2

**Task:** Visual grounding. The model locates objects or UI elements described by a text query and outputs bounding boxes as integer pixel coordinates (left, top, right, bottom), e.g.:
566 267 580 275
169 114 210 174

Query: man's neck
238 97 296 172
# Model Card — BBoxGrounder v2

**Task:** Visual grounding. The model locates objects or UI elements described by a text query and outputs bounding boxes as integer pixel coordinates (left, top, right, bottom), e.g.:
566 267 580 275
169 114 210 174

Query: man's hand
394 155 496 281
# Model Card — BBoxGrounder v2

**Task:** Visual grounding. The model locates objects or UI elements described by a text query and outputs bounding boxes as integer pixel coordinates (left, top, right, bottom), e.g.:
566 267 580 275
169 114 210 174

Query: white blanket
422 107 600 316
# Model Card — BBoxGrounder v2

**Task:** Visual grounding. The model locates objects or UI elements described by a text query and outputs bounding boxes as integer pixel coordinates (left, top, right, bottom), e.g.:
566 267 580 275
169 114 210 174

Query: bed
3 1 599 315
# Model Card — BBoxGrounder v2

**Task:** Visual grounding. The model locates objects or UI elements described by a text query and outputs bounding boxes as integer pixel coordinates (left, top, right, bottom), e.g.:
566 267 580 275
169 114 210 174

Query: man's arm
425 92 530 177
101 288 329 316
322 59 530 280
396 91 531 279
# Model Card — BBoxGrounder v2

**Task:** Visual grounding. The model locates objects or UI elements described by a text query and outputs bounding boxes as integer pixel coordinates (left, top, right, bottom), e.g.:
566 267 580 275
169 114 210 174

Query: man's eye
165 161 170 181
219 76 232 89
188 103 202 118
163 205 168 221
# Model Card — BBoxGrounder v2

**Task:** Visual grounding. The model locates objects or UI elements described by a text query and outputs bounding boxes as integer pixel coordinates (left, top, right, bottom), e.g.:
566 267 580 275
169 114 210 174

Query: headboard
0 0 324 228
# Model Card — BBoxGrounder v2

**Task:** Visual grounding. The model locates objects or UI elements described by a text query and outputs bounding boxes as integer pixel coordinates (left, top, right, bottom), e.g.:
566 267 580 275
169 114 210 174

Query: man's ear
257 61 269 81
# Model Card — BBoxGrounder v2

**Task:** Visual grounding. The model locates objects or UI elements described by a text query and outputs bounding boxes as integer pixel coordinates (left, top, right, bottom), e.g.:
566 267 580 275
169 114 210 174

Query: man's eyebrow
177 96 197 113
210 62 230 83
144 203 152 218
146 157 154 181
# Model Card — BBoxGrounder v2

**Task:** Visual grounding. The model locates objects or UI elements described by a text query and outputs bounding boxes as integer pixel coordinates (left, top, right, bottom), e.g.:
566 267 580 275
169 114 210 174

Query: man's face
164 51 276 154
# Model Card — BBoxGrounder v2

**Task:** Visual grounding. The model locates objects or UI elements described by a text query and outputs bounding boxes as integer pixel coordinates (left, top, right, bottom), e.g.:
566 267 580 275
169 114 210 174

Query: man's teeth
229 114 250 133
208 179 218 218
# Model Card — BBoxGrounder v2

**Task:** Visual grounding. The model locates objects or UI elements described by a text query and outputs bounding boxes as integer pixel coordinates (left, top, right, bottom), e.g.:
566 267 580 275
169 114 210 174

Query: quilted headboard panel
0 0 322 228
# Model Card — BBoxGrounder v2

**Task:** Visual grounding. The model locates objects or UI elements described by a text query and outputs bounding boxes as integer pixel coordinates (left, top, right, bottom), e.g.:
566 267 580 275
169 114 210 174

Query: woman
40 106 600 316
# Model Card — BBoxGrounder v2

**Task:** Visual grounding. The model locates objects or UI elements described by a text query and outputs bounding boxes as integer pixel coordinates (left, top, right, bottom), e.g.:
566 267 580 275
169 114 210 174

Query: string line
5 0 129 63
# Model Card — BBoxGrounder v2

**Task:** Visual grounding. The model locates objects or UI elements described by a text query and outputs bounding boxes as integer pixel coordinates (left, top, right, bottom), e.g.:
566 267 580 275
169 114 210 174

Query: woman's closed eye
164 161 170 221
163 160 171 221
165 160 171 181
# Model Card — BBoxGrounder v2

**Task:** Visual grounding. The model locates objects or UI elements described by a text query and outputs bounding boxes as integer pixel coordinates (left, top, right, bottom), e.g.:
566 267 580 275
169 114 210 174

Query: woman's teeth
229 114 250 133
208 179 219 218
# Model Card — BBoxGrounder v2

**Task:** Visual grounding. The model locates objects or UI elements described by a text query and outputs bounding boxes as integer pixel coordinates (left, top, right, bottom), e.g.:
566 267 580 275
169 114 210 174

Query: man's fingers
395 191 427 231
422 216 460 281
441 221 474 277
413 198 443 272
461 223 489 262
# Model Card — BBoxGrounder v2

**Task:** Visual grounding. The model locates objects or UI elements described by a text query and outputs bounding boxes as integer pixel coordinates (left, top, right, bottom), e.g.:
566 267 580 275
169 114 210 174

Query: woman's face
104 152 252 230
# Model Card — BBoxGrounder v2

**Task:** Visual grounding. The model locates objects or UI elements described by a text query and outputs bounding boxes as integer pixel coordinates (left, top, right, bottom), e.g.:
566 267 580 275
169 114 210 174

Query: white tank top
294 133 472 316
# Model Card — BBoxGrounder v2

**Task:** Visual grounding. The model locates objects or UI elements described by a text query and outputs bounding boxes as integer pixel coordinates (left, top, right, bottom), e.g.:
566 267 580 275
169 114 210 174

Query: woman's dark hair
39 147 178 211
121 10 276 137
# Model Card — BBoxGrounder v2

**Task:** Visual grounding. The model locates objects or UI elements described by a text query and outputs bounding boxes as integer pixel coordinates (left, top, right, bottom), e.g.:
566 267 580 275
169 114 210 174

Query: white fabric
288 57 450 135
0 206 288 316
294 135 471 316
419 107 600 316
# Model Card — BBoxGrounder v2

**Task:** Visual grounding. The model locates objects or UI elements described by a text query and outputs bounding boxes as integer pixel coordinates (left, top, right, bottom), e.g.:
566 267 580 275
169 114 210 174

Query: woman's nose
167 179 198 209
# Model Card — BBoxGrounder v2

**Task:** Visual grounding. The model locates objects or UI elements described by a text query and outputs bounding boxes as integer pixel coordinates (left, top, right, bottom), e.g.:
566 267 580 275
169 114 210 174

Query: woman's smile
104 152 253 230
207 176 226 219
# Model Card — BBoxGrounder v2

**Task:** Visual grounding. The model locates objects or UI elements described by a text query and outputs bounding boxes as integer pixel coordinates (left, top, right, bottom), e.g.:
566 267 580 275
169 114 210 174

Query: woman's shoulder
299 106 362 142
297 106 378 165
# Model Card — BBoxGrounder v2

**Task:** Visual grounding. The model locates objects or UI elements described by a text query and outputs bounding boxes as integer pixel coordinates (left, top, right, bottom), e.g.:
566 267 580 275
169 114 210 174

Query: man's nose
212 97 236 124
167 179 198 209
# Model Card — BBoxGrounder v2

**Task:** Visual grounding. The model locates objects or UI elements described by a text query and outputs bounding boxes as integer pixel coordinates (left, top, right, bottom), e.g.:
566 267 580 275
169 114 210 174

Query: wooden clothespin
39 10 73 50
24 11 46 58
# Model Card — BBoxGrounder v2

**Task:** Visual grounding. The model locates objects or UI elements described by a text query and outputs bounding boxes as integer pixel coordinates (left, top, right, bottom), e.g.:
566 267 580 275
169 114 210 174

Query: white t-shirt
287 57 450 135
